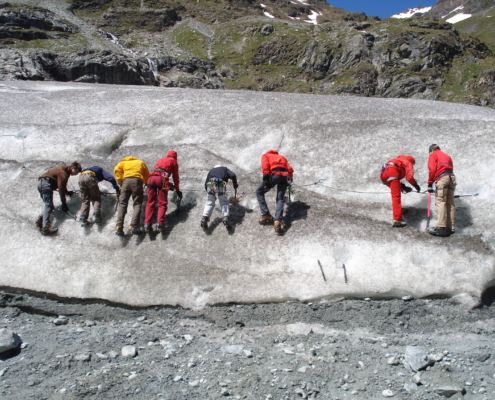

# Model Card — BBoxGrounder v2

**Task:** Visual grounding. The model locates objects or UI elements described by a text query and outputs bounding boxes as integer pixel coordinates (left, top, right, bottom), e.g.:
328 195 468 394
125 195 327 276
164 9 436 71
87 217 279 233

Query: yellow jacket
114 156 149 185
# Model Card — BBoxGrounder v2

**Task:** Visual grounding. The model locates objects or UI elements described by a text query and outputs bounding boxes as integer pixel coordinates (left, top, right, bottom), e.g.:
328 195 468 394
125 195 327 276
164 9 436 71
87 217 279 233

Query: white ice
1 81 494 309
391 6 432 19
263 11 275 19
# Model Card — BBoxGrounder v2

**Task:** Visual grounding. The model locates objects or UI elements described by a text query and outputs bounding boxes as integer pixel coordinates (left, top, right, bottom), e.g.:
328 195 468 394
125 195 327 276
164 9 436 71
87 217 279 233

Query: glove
401 184 412 194
62 203 69 212
427 184 434 193
176 190 183 200
67 190 74 197
233 183 239 189
262 174 271 182
168 182 175 191
115 186 121 196
413 183 421 193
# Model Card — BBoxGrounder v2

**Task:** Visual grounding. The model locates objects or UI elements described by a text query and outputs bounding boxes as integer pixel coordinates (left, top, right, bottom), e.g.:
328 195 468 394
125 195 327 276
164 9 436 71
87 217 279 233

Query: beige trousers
435 174 456 229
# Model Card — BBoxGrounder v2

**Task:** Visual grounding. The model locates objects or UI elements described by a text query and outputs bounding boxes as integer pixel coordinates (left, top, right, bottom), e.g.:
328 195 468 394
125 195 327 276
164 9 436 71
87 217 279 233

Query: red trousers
381 166 402 221
144 175 169 225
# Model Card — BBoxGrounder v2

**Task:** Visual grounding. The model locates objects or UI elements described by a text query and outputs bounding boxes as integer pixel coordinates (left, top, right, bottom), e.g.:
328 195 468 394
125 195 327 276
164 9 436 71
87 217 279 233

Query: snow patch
391 6 431 19
447 13 472 24
263 11 275 18
304 10 321 25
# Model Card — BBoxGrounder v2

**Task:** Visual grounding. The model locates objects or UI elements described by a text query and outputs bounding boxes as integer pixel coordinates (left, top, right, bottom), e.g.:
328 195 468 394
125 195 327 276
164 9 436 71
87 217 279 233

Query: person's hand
233 183 239 189
413 183 421 193
427 184 434 193
62 203 69 212
176 190 183 200
116 187 121 196
263 174 270 182
401 184 412 194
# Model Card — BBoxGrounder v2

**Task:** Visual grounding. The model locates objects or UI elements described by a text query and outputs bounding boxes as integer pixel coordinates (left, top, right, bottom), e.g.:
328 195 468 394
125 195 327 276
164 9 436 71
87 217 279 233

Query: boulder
0 328 22 353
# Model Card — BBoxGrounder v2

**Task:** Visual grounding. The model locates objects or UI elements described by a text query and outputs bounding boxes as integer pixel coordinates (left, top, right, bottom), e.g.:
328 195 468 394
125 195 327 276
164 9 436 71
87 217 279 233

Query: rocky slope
0 0 494 107
2 291 495 399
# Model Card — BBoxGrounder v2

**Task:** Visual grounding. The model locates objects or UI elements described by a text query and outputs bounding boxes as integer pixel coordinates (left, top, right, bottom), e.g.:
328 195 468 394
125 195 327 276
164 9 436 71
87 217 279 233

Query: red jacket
261 150 294 179
151 151 180 190
383 155 417 186
428 149 453 184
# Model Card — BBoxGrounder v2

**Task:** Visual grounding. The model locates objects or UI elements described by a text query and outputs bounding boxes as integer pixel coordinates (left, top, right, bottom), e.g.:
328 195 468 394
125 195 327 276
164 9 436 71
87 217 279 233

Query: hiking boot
274 220 282 233
222 216 232 230
80 216 89 227
156 223 167 233
259 214 274 225
144 224 152 233
41 226 58 235
35 215 43 230
115 226 124 236
200 216 209 229
92 213 102 224
427 226 450 237
450 228 455 235
129 226 143 235
392 220 406 228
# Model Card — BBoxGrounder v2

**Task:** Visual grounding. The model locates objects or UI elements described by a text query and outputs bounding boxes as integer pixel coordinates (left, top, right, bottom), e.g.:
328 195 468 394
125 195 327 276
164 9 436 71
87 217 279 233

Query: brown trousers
116 177 144 228
435 174 456 229
78 172 101 219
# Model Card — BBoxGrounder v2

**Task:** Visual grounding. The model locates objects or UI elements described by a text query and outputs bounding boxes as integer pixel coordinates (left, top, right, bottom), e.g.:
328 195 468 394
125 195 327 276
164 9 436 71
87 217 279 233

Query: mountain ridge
0 0 494 107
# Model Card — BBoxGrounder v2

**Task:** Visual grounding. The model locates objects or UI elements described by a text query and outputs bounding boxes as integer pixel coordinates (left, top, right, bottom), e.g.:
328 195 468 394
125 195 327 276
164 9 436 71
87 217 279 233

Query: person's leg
144 186 157 226
389 179 402 221
130 179 144 227
256 180 273 216
38 179 55 228
90 183 102 218
446 176 456 230
78 174 91 219
116 179 132 228
273 176 288 221
202 193 216 219
157 189 169 225
435 175 450 228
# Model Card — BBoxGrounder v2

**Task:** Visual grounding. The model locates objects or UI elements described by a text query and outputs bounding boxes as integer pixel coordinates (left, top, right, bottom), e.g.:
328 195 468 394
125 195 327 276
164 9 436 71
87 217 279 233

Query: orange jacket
383 155 417 186
428 149 454 184
261 150 294 179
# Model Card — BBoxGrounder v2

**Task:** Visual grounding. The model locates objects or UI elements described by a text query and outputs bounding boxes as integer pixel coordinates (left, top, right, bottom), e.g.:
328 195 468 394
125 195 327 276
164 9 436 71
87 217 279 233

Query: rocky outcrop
0 49 224 88
0 3 78 42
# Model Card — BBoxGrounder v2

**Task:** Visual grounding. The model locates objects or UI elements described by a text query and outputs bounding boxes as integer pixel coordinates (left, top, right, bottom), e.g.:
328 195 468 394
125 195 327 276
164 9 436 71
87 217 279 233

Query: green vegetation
455 11 495 52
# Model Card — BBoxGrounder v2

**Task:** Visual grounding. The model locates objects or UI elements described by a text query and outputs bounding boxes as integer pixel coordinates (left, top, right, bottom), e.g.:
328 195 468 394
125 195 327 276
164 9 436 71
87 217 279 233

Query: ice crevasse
0 81 494 309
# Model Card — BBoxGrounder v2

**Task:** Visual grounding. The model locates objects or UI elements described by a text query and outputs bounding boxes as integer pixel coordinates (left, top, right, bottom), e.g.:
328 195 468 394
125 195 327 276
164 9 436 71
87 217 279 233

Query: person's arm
427 154 436 185
172 162 180 191
102 168 119 190
142 162 149 185
227 169 238 188
114 162 123 185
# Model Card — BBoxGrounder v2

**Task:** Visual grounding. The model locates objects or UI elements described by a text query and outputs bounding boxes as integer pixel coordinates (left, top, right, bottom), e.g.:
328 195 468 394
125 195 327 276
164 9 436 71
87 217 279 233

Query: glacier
0 80 494 309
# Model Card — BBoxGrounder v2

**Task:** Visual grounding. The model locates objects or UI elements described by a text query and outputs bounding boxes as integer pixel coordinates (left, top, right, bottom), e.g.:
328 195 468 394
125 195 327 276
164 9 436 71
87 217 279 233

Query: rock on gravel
435 386 466 397
121 345 137 358
403 345 436 372
0 328 22 353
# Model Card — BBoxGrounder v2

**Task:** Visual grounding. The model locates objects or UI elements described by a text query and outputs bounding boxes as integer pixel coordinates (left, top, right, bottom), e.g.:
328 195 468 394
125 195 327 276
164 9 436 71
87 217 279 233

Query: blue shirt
82 166 118 189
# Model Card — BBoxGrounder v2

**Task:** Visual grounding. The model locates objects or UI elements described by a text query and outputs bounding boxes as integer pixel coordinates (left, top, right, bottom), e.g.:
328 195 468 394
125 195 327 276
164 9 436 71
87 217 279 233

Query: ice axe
454 193 478 198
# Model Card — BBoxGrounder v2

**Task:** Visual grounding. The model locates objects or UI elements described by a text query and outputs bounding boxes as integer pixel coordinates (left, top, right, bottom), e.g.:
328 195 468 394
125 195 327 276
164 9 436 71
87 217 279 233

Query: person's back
201 165 238 230
114 156 149 236
144 151 181 233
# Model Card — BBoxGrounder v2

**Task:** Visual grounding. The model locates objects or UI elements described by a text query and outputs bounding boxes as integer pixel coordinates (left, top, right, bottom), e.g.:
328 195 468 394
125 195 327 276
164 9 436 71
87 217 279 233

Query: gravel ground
2 291 495 399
